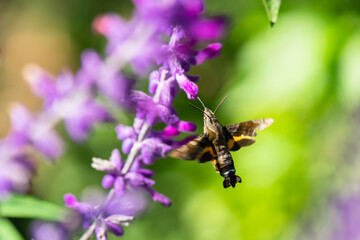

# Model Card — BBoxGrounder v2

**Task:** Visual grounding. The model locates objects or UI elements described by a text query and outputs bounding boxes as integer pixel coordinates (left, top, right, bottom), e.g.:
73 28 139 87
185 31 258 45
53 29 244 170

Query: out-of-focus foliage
0 195 66 221
0 218 24 240
262 0 282 26
1 0 360 239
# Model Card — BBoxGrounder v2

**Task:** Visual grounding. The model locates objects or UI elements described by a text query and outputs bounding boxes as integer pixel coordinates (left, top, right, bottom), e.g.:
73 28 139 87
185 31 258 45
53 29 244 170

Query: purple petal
129 156 142 172
153 192 172 207
31 128 64 160
121 139 134 154
115 124 135 140
141 138 171 164
55 71 75 95
10 104 32 133
114 177 126 197
22 64 58 106
132 91 179 125
64 193 94 215
104 190 147 217
161 126 180 138
148 70 160 94
0 155 34 196
136 168 154 178
92 14 127 38
102 174 115 189
2 132 27 151
155 105 179 125
109 149 122 170
158 77 177 106
125 172 155 187
190 18 226 41
176 121 197 132
133 117 144 134
106 221 124 236
64 194 78 207
180 0 204 16
145 187 172 207
175 73 198 99
195 43 222 65
76 50 103 88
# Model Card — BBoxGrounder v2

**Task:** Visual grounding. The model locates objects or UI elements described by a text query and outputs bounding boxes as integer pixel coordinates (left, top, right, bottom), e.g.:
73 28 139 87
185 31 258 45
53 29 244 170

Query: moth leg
211 159 220 173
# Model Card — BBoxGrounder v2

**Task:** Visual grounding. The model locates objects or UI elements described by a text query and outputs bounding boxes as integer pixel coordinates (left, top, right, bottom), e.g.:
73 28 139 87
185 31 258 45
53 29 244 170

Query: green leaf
262 0 282 27
0 218 24 240
0 194 67 221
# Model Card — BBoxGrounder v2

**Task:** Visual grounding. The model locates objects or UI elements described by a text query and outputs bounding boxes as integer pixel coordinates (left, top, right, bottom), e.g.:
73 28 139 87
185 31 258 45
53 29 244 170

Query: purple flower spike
175 73 198 99
38 0 227 238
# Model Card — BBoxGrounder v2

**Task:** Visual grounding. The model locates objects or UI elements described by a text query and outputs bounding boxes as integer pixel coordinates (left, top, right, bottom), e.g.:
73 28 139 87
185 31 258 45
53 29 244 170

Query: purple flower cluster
1 0 225 239
67 1 225 238
64 188 147 239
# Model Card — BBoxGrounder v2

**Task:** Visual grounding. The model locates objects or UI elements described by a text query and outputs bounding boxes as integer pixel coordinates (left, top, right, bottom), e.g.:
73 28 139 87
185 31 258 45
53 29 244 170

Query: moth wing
225 118 274 151
169 134 216 163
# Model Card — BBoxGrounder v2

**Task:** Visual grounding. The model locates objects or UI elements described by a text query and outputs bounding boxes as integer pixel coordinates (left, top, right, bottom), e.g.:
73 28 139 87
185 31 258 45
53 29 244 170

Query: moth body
203 107 241 188
169 97 273 188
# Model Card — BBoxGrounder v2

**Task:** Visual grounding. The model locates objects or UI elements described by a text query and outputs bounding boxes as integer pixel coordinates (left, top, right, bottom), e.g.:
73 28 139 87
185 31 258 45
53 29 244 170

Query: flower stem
120 69 168 175
79 222 96 240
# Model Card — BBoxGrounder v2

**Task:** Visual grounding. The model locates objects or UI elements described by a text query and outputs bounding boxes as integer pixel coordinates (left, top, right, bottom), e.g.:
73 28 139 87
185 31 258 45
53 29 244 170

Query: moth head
189 98 216 123
203 107 216 124
188 97 223 130
223 170 242 188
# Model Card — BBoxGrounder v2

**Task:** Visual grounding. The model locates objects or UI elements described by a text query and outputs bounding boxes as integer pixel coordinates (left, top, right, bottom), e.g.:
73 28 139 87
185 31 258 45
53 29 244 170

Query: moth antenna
197 97 206 109
189 103 211 119
214 95 227 114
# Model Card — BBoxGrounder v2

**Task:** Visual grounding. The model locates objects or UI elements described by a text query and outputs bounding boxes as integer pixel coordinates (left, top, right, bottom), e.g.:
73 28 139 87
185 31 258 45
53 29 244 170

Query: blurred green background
1 0 360 239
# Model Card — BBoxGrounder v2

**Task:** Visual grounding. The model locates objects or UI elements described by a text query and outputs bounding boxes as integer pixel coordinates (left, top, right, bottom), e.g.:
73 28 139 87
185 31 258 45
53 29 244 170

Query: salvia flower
23 64 115 142
0 0 226 238
64 187 146 240
62 1 225 238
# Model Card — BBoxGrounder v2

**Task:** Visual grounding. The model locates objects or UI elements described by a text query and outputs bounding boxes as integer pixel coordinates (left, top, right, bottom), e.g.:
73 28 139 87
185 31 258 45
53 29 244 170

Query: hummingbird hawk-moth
169 96 273 188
